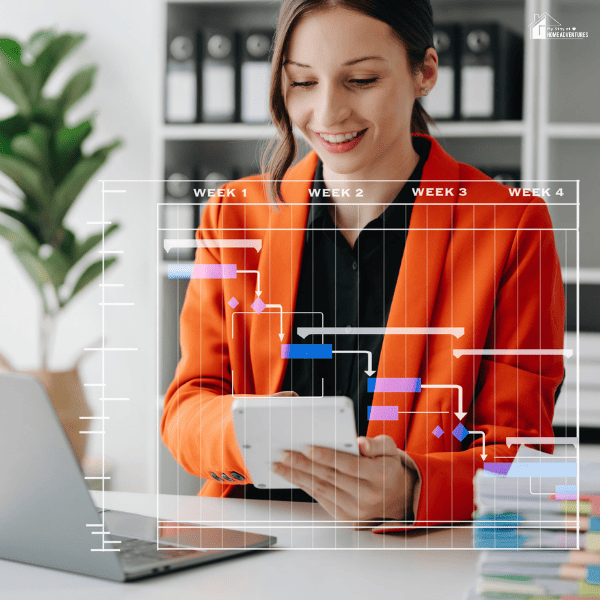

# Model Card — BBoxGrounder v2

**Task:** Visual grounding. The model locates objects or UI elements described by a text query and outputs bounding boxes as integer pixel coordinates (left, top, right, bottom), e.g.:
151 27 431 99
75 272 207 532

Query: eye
350 77 379 86
290 81 316 88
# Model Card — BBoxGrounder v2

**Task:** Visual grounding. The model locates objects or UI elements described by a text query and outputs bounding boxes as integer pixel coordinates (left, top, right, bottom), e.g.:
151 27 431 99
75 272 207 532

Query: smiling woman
161 0 566 530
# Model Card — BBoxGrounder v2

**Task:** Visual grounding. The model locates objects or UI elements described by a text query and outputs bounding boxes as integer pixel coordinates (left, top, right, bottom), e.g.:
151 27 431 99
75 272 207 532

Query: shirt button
221 473 234 482
337 388 344 396
230 471 246 481
210 472 223 482
352 261 358 270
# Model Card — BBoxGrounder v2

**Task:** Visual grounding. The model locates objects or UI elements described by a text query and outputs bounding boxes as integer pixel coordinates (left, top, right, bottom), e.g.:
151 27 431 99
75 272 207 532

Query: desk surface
0 490 480 600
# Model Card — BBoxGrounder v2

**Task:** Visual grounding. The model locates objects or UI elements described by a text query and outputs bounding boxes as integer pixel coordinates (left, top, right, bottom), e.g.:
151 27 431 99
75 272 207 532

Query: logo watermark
529 13 589 39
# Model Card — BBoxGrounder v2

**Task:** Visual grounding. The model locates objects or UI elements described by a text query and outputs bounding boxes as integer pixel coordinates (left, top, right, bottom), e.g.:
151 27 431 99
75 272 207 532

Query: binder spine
201 29 239 123
165 32 198 123
240 30 275 124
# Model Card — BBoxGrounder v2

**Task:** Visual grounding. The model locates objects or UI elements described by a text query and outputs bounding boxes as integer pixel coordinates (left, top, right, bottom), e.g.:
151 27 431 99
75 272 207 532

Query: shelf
429 121 526 138
546 123 600 140
562 268 600 285
162 123 276 140
162 121 527 141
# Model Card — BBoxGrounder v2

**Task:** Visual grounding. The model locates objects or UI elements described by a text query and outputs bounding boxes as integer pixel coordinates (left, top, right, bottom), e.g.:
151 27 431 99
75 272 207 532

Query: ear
415 47 438 97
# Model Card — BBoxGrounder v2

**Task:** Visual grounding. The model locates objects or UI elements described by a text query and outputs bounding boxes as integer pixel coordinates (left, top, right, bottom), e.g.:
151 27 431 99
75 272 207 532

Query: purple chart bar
367 406 399 421
192 264 237 279
367 378 421 393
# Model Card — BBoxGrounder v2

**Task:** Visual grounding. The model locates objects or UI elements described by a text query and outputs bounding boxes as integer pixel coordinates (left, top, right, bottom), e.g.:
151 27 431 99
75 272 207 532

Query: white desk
0 491 480 600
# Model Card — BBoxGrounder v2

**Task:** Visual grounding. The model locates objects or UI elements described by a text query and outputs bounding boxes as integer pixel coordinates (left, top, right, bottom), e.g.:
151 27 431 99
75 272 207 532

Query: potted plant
0 29 123 465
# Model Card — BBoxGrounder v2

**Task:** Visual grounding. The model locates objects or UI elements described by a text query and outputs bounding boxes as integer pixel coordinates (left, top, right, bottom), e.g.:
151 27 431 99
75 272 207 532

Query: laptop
0 372 276 581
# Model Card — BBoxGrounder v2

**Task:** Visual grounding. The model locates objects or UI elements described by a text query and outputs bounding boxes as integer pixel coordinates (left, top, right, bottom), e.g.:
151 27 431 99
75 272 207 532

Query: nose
314 81 351 129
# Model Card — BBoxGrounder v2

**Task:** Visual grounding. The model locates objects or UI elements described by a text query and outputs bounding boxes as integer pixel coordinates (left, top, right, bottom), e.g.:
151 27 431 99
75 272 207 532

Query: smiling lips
315 128 367 153
317 130 361 143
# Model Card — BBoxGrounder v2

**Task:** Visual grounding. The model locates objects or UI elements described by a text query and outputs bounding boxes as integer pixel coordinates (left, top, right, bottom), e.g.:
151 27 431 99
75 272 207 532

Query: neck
321 133 420 207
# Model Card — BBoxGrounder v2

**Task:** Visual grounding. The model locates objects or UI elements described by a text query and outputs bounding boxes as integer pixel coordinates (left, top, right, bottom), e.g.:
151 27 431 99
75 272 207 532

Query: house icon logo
529 13 561 39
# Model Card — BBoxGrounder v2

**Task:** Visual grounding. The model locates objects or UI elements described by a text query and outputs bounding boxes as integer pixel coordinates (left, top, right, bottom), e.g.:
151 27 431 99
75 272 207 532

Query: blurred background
0 0 598 497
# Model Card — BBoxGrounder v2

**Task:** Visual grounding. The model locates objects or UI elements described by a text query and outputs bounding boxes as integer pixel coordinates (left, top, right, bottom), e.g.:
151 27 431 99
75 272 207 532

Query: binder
197 165 236 217
162 167 198 261
459 23 523 120
201 29 238 122
165 32 198 123
240 30 274 123
478 167 521 188
420 24 459 120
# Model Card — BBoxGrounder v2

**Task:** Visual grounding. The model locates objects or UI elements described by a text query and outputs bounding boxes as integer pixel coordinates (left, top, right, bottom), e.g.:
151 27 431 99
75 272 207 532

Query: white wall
1 0 161 492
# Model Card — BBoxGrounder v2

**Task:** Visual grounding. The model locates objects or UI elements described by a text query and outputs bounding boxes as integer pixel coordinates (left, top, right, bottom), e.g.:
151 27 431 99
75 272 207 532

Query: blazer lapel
250 152 318 395
366 135 460 448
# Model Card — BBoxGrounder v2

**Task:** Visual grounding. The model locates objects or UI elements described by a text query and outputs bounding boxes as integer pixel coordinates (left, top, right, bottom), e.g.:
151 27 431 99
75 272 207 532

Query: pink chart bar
367 406 398 421
368 378 421 393
167 264 237 279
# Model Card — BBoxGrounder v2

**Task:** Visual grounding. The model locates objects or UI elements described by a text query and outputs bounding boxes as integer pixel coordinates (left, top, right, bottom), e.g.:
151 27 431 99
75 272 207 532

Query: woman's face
282 7 423 176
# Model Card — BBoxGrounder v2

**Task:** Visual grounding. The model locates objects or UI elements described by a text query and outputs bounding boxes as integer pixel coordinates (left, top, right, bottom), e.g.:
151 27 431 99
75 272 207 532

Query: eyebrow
283 56 386 68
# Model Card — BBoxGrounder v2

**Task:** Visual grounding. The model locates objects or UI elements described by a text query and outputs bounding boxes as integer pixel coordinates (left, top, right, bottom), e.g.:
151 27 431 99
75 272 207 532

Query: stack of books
467 446 600 599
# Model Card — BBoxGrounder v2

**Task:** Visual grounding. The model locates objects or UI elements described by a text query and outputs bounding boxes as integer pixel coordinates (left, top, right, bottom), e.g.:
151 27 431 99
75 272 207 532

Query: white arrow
232 311 324 341
332 350 375 376
238 269 261 297
469 429 487 461
420 384 466 420
265 304 284 340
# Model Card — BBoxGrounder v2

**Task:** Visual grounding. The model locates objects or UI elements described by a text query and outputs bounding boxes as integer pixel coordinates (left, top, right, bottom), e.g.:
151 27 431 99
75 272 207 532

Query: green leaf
0 44 31 115
51 115 95 182
0 39 21 64
67 257 117 302
55 227 77 261
75 223 119 262
11 123 50 168
43 247 71 289
0 206 42 243
56 65 97 116
0 154 50 207
32 33 86 93
13 245 53 289
0 114 28 139
0 220 39 253
53 138 123 223
24 29 57 61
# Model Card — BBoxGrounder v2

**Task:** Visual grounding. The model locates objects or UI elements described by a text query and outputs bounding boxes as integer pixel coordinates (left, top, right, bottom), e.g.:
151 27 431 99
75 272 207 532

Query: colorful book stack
467 445 600 599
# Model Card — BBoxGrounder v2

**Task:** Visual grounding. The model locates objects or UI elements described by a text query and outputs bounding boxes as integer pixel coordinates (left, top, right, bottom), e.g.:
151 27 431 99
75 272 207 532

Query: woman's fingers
270 390 299 397
358 435 399 458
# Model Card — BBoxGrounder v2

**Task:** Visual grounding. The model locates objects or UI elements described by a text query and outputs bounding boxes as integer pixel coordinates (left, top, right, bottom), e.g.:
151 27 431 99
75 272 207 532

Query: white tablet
231 396 360 489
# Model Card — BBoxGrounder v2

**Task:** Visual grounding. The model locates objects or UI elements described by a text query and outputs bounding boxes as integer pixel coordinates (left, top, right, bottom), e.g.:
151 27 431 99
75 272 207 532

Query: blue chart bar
281 344 333 359
483 462 577 478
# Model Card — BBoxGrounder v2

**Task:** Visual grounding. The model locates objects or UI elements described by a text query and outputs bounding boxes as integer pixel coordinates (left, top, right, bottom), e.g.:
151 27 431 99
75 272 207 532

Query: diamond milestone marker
251 298 266 314
432 426 444 438
452 423 468 442
228 297 239 309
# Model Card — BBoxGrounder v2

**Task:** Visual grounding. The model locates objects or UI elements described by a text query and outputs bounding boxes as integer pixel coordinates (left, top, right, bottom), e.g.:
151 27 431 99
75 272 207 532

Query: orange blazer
162 133 565 524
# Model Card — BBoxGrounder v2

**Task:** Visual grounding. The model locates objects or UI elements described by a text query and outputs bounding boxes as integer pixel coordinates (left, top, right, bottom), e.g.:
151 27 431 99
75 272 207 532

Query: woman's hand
271 434 416 528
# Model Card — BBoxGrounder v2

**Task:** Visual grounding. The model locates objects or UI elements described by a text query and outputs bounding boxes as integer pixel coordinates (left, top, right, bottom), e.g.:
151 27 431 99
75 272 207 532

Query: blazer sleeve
160 190 250 484
405 197 566 525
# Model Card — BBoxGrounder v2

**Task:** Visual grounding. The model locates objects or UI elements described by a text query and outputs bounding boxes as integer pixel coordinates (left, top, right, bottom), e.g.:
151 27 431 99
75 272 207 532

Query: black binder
162 167 198 261
165 32 198 123
482 167 521 188
459 23 523 120
200 29 238 122
421 24 459 121
239 29 275 123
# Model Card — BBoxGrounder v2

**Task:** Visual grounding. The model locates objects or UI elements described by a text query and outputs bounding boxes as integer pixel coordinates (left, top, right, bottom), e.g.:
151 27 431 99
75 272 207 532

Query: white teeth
318 131 361 143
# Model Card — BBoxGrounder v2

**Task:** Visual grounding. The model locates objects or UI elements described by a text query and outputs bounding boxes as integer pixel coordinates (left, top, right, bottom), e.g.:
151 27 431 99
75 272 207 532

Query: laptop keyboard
108 535 206 570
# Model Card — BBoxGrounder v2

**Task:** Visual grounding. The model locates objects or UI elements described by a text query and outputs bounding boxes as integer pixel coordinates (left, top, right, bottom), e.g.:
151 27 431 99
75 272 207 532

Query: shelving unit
151 0 600 494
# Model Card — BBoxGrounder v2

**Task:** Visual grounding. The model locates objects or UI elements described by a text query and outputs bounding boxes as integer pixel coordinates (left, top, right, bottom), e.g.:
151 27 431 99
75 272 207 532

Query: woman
162 0 565 527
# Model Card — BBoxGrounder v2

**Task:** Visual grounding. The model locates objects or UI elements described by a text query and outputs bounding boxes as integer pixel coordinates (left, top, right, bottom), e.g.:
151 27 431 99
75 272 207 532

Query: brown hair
260 0 436 206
